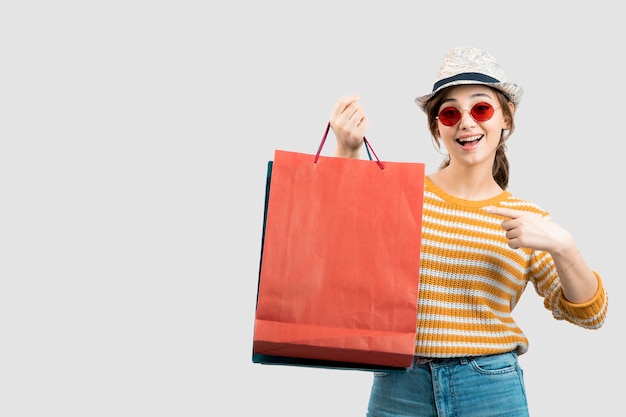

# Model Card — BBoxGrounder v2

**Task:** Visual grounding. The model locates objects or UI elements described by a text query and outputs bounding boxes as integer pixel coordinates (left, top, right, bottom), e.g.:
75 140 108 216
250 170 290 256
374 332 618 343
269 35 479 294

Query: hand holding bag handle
315 122 385 170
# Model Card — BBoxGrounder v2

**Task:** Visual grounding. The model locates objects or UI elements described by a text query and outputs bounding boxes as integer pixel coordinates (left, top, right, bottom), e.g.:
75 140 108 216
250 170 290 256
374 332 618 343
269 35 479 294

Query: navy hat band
432 72 501 92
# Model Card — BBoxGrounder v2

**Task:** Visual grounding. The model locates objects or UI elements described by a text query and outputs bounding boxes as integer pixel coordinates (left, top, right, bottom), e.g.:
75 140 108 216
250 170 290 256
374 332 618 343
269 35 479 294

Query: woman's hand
485 205 599 303
484 206 572 253
329 94 369 158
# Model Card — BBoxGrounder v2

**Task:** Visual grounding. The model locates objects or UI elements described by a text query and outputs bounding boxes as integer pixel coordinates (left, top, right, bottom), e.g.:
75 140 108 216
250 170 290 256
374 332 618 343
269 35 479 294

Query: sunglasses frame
436 102 500 127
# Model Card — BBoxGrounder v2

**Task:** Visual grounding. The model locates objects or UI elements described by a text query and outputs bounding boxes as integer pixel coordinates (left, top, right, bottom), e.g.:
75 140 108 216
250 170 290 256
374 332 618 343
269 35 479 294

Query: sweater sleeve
531 252 608 330
556 272 607 329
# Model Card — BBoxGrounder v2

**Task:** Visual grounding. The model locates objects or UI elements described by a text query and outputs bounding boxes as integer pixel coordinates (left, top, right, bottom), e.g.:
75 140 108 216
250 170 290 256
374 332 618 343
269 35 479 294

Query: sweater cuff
560 272 606 320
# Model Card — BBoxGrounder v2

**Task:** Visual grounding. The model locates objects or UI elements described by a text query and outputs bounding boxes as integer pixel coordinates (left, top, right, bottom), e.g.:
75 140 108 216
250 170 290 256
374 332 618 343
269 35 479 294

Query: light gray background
1 1 621 416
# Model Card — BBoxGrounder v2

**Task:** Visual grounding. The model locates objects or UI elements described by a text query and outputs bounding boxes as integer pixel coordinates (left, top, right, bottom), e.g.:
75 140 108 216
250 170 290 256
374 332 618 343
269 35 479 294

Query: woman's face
436 85 512 170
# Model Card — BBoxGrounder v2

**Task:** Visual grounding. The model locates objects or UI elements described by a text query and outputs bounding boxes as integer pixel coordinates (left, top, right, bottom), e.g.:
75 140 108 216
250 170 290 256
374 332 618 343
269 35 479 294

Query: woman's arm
485 205 599 303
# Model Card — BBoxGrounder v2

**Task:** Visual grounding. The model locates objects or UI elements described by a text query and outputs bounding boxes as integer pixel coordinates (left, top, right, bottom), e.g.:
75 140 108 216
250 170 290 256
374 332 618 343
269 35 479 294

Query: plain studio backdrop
1 2 621 416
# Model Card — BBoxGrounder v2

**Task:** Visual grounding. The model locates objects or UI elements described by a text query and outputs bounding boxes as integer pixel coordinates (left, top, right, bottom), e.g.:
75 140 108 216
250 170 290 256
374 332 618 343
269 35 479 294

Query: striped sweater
416 177 608 358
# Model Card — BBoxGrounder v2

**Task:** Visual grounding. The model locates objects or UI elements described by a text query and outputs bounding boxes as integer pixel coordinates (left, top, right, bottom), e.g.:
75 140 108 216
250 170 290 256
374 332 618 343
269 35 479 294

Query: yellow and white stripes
414 177 607 358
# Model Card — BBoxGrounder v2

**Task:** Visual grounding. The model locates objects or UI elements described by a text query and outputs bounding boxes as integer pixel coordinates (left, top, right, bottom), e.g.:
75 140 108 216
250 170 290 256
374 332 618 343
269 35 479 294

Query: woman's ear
504 102 515 129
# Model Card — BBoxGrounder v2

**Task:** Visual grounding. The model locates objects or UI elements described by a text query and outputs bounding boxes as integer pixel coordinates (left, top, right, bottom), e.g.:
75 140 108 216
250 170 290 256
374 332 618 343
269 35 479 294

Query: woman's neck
428 166 503 201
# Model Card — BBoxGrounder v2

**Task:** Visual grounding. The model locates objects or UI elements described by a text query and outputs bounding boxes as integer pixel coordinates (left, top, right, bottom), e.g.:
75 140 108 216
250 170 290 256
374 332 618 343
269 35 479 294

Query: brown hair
424 88 516 190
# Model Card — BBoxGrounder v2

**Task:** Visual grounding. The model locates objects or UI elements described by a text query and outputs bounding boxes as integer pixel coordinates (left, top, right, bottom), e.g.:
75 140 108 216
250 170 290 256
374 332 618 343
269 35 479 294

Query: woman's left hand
484 206 573 253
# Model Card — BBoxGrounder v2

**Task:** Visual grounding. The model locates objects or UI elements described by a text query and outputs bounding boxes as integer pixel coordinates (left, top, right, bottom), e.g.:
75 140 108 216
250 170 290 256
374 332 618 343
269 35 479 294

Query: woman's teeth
456 135 483 144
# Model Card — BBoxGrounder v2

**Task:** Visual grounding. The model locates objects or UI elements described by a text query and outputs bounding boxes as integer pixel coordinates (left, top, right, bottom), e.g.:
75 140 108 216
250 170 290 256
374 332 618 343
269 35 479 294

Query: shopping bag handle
315 121 385 170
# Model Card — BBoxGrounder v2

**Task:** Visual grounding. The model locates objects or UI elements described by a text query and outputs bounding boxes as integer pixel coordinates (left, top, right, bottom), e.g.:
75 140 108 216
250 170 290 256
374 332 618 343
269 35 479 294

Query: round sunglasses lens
438 108 461 126
470 103 495 121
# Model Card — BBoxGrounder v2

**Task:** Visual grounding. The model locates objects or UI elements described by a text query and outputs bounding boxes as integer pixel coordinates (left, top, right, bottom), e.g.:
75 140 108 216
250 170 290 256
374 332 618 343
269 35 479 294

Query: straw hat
415 46 523 112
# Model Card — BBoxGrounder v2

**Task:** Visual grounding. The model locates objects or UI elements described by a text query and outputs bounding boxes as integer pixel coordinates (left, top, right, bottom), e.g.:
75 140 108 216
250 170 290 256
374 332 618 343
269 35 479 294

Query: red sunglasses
436 102 500 126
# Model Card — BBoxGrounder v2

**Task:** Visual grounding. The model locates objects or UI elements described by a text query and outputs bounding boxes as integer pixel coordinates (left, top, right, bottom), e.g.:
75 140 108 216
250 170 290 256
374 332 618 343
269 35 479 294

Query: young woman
329 46 608 417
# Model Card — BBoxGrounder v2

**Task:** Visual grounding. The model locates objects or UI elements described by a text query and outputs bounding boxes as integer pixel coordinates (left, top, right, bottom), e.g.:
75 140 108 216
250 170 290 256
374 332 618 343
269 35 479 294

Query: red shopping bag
253 123 425 371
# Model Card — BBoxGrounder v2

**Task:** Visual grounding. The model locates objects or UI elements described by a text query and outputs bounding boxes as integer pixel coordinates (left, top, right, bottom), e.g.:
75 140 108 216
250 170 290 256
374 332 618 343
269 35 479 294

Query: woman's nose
458 109 476 128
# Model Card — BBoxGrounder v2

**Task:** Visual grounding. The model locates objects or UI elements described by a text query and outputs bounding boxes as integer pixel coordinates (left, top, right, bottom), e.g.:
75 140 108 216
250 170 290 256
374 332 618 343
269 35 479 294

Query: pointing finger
484 206 522 219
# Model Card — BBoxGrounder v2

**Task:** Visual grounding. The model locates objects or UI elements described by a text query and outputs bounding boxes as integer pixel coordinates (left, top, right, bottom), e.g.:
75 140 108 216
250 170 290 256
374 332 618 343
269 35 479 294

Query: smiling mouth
456 135 483 148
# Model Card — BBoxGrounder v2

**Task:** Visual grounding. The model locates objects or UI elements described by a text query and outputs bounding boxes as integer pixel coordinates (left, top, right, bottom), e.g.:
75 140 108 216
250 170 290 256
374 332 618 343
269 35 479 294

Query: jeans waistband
414 356 468 366
413 352 515 366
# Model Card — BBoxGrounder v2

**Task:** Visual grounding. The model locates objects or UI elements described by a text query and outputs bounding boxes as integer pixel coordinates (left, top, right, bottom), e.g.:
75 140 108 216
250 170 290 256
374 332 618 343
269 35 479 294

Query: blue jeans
366 351 529 417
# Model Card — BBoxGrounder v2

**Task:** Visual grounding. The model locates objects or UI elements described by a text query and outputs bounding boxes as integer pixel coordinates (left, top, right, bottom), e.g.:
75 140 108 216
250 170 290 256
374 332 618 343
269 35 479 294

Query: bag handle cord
314 122 385 170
